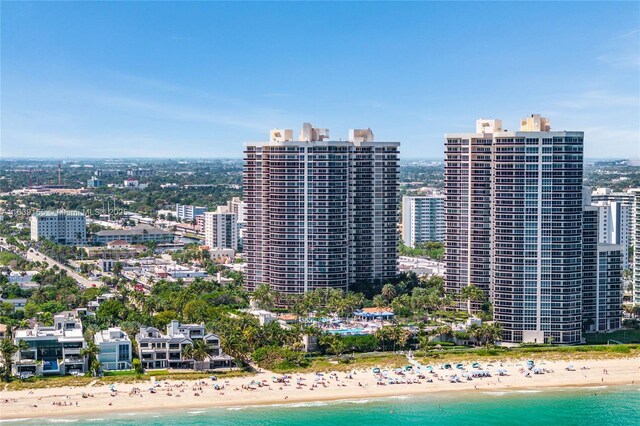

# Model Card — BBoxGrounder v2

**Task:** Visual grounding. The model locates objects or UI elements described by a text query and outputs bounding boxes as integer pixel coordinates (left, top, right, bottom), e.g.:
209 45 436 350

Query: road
24 248 102 289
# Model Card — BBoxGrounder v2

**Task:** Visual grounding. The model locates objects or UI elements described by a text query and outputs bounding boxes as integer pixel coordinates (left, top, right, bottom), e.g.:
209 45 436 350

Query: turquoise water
5 385 639 425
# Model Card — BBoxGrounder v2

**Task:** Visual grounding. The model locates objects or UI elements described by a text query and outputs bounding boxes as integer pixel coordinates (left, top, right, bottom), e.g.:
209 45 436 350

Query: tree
186 339 212 370
319 333 347 358
461 284 486 315
96 299 127 325
80 342 101 376
132 357 144 374
183 300 210 324
373 295 386 309
0 338 28 381
112 262 123 277
252 283 279 311
381 284 397 304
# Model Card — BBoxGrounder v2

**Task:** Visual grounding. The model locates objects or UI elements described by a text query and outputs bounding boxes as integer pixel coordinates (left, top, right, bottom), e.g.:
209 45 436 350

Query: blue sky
2 2 639 159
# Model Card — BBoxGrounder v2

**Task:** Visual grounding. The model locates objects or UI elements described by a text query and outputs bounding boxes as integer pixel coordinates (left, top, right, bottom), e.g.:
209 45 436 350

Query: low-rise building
176 204 208 222
12 312 87 377
0 298 27 311
93 225 174 245
136 320 232 370
94 327 132 371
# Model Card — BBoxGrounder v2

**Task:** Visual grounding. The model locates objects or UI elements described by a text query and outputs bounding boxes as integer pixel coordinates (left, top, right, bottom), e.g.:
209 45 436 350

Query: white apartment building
591 200 632 268
402 194 445 247
30 210 86 245
95 327 132 371
175 204 208 222
204 206 238 251
12 312 87 377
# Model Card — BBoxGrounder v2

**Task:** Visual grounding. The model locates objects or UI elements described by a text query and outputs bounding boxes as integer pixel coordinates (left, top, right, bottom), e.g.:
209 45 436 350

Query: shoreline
1 357 639 421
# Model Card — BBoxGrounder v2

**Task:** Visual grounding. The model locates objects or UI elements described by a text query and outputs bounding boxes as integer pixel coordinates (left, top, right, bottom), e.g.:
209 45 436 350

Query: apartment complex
204 206 238 250
402 194 445 247
445 115 586 344
93 224 174 245
444 120 494 304
587 188 634 269
176 204 208 222
582 205 623 332
244 123 399 294
12 312 87 377
632 189 640 305
30 210 86 245
136 320 232 370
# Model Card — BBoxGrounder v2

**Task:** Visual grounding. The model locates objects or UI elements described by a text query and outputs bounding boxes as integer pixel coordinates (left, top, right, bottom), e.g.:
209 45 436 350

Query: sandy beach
1 356 639 421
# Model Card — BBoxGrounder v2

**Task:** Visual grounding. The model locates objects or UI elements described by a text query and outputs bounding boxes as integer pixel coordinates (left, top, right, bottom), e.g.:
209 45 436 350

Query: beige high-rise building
243 123 399 294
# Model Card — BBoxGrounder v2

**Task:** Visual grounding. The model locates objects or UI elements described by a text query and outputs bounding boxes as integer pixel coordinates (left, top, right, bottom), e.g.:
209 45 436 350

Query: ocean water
4 385 639 425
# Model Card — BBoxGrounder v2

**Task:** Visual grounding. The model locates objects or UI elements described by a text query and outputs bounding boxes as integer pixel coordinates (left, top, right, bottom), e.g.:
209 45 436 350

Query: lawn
584 329 640 344
416 344 639 364
4 369 250 390
270 353 408 374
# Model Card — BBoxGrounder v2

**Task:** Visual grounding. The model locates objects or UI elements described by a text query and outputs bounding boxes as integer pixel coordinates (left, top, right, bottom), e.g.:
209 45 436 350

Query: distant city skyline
2 2 639 159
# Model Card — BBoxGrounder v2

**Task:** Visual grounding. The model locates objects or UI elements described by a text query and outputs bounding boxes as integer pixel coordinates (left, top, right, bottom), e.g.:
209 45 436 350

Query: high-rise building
175 204 208 222
582 203 623 332
582 206 599 331
444 119 495 306
227 197 246 249
243 123 399 293
402 194 445 247
445 115 584 344
632 188 640 305
589 189 633 269
595 244 623 331
204 206 238 251
30 210 86 245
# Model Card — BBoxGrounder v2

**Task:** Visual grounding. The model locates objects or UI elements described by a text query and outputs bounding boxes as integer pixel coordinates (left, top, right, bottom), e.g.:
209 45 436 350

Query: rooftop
96 224 171 236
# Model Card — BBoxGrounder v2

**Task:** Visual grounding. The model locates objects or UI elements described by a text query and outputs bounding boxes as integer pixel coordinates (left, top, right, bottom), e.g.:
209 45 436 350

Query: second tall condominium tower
445 115 584 344
244 124 400 294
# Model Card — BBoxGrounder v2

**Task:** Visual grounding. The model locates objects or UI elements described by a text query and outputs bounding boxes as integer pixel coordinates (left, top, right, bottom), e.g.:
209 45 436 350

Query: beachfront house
94 327 133 371
12 312 87 377
136 320 232 370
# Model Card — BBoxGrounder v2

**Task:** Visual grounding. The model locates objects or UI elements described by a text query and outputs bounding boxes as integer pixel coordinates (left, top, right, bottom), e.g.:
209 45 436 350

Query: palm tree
373 294 386 309
252 283 279 311
381 284 397 304
80 342 101 376
189 339 212 370
0 338 28 381
461 284 486 315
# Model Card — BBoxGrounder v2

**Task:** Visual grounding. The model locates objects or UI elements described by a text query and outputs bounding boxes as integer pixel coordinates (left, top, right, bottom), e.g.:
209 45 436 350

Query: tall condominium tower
632 189 640 305
243 123 399 294
402 194 445 247
444 119 496 306
445 115 584 344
